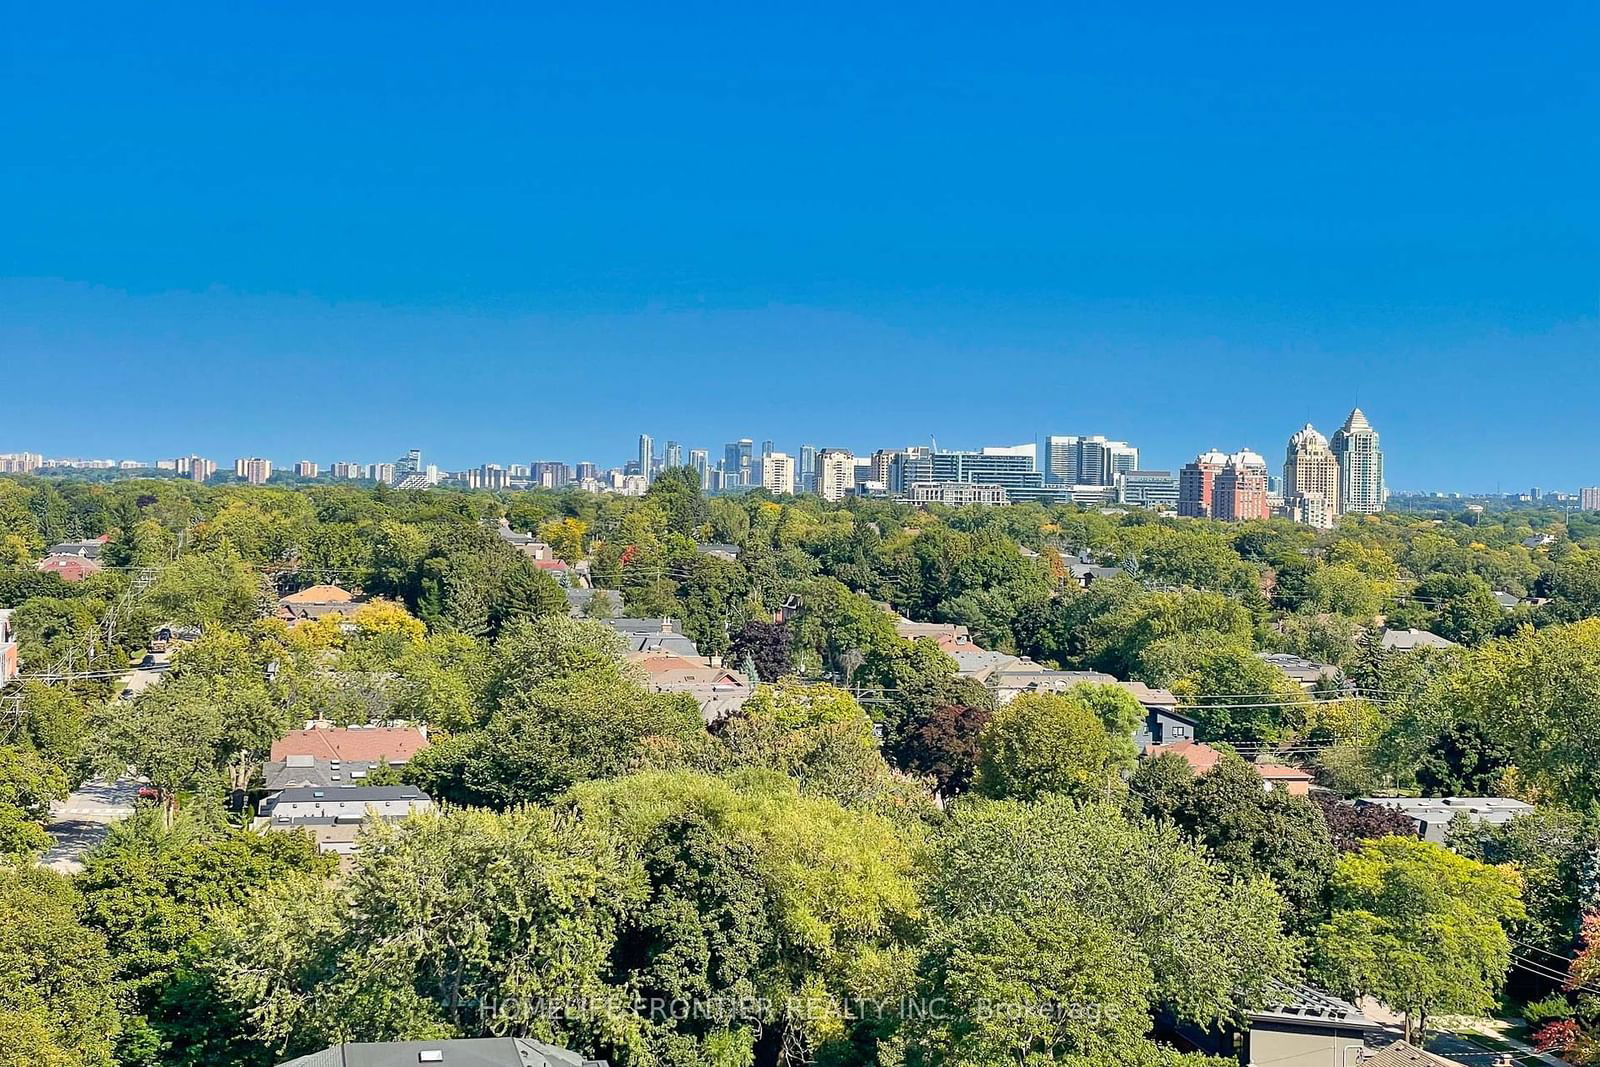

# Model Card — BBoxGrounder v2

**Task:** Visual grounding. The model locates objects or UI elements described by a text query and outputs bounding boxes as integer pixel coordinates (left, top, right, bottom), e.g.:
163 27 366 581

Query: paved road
43 777 143 873
115 649 171 699
41 651 169 872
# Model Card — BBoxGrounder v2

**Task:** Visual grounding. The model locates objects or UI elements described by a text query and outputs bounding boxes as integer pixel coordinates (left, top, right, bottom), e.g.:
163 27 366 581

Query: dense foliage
4 473 1596 1064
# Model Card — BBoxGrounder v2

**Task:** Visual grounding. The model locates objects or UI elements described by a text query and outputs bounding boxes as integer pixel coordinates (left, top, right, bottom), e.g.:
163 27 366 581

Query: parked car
139 653 158 668
136 786 159 801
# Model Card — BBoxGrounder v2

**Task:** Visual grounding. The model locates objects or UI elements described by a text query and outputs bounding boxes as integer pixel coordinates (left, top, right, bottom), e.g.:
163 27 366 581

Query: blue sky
2 2 1595 489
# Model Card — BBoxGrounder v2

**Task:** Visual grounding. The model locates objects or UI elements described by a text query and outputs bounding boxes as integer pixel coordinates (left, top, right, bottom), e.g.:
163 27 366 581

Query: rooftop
270 726 430 764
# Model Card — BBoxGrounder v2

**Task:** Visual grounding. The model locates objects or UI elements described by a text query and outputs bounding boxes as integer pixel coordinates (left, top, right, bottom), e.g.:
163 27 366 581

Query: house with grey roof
1172 982 1374 1067
1379 628 1458 651
276 1038 606 1067
1257 651 1340 691
263 755 389 791
256 785 434 857
565 587 623 619
1355 796 1533 843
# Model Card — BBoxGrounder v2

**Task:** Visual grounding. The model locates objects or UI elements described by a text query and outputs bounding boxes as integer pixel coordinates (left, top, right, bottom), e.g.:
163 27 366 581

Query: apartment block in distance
815 449 855 502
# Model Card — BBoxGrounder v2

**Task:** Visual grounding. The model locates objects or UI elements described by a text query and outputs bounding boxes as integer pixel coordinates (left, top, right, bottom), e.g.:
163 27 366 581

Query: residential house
36 553 103 582
495 523 556 560
276 585 372 624
1241 983 1375 1067
1490 590 1521 610
276 1039 607 1067
627 650 753 724
893 619 975 653
1144 741 1314 795
1066 557 1127 589
1355 796 1534 843
255 785 434 857
1257 651 1340 691
697 543 742 562
602 618 702 657
1523 533 1557 550
45 535 109 559
1131 704 1198 753
1169 981 1374 1065
270 725 430 766
564 587 623 619
264 755 391 791
1379 628 1458 651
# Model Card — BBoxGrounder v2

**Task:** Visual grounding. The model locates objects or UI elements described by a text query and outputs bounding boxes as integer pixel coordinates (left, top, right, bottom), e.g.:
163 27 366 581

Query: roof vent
418 1052 444 1063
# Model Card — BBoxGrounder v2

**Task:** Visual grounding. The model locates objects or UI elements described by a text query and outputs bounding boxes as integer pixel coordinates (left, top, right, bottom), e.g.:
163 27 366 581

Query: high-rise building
1045 436 1079 484
0 452 43 474
723 439 754 488
1116 470 1179 509
664 441 683 470
901 444 1060 501
370 462 397 484
1178 451 1226 517
575 462 599 482
906 482 1009 506
687 449 710 489
236 458 273 485
816 449 855 502
1582 487 1600 511
760 440 775 457
761 451 796 496
180 455 217 482
295 460 319 479
638 435 654 486
798 444 818 493
1283 424 1341 529
396 449 423 477
330 461 361 479
478 463 508 490
1044 435 1138 485
530 461 569 488
1079 437 1139 486
1330 408 1384 515
1213 458 1270 521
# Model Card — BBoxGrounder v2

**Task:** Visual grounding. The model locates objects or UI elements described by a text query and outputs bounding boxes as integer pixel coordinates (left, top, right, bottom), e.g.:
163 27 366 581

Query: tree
74 811 334 1067
144 545 265 630
906 903 1166 1065
714 681 921 818
567 769 920 1067
1311 794 1420 853
645 467 710 538
975 691 1131 802
406 673 709 807
0 864 121 1067
1415 718 1510 797
0 744 68 822
729 620 794 684
1173 756 1335 930
924 795 1297 1030
609 812 779 1065
887 703 991 796
203 807 630 1061
1312 836 1525 1042
1448 807 1600 957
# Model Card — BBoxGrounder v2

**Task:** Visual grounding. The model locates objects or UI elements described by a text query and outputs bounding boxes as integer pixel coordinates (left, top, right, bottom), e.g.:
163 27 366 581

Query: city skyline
5 406 1581 502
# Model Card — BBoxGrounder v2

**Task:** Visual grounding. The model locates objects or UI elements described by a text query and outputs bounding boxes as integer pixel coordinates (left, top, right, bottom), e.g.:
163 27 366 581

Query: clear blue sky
2 2 1595 489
